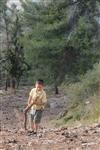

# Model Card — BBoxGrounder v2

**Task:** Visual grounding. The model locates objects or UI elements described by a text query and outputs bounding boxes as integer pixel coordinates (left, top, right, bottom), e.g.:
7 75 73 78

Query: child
24 79 47 135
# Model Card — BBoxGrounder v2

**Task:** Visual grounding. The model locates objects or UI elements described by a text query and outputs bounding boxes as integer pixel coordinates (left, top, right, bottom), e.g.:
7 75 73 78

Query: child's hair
36 79 44 85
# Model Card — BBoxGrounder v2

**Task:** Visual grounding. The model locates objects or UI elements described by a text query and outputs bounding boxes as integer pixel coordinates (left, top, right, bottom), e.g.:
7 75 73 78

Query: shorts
30 109 43 124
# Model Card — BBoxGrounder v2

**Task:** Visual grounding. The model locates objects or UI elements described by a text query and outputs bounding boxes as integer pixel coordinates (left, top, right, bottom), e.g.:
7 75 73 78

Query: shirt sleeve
29 88 38 102
29 89 33 96
42 92 47 104
29 88 36 97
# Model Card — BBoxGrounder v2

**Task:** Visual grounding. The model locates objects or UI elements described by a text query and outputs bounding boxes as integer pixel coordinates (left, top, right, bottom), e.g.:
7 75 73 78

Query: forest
0 0 100 149
0 0 100 122
0 0 99 87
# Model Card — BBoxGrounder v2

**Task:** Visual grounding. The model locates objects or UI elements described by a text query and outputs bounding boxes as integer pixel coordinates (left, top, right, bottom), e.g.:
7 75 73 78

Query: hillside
0 87 100 150
59 62 100 125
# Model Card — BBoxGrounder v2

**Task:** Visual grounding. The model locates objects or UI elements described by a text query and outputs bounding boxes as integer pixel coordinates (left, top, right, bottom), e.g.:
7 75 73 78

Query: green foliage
1 0 100 87
61 62 100 123
21 0 100 85
0 3 29 86
69 62 100 100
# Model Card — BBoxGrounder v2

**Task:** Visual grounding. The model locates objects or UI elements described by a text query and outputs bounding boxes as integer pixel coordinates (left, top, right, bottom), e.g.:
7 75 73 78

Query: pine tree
0 2 30 90
21 0 100 92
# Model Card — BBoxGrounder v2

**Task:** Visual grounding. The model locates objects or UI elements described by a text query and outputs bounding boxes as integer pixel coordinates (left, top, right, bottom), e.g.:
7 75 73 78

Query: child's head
35 79 44 90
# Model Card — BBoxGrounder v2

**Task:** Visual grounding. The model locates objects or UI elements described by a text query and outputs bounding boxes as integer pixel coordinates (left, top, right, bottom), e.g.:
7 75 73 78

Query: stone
50 102 58 108
8 139 17 144
58 110 68 118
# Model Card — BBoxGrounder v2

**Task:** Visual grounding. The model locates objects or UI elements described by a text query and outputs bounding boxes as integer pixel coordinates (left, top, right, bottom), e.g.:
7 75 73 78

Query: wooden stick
23 100 37 130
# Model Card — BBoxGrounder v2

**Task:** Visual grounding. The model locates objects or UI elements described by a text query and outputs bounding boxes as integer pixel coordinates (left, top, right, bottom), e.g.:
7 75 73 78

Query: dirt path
0 87 100 150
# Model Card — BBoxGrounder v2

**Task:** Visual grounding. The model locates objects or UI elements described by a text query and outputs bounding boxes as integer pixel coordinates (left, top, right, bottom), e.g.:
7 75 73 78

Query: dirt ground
0 86 100 150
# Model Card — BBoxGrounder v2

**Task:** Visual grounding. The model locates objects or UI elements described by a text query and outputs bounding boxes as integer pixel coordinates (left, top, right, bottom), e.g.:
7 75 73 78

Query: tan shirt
29 88 47 110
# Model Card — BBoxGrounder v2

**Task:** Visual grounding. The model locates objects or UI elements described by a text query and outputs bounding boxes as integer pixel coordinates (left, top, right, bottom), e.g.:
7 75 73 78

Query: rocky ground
0 86 100 150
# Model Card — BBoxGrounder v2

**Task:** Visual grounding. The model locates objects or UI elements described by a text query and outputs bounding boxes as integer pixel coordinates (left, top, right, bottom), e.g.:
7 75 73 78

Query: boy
24 79 47 135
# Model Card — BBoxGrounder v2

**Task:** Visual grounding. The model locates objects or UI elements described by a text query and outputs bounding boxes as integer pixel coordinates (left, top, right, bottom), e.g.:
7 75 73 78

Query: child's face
35 83 44 90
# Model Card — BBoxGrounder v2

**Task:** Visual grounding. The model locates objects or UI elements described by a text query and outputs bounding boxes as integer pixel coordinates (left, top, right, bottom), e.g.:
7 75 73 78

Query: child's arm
24 101 36 113
24 96 39 113
27 95 32 106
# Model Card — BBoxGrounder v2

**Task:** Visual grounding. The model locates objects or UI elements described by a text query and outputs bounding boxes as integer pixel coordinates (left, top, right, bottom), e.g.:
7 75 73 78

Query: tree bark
5 78 10 91
16 78 20 89
24 102 36 130
12 77 16 89
55 84 59 94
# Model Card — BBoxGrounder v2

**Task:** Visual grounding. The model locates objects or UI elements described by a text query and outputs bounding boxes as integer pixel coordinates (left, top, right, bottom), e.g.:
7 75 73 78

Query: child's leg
30 114 35 131
31 122 35 131
34 110 43 133
34 123 39 133
31 121 39 133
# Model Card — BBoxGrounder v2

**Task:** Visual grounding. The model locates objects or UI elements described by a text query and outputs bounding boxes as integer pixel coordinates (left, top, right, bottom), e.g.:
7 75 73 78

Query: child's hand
34 96 39 102
23 108 26 114
23 106 29 114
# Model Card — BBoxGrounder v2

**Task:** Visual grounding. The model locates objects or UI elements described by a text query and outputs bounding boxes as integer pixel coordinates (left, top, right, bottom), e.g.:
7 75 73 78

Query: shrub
61 62 100 123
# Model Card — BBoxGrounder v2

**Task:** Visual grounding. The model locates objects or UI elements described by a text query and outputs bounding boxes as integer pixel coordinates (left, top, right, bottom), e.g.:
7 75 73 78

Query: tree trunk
12 77 16 89
5 78 10 91
55 84 59 94
5 80 8 91
11 77 16 94
17 78 20 89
